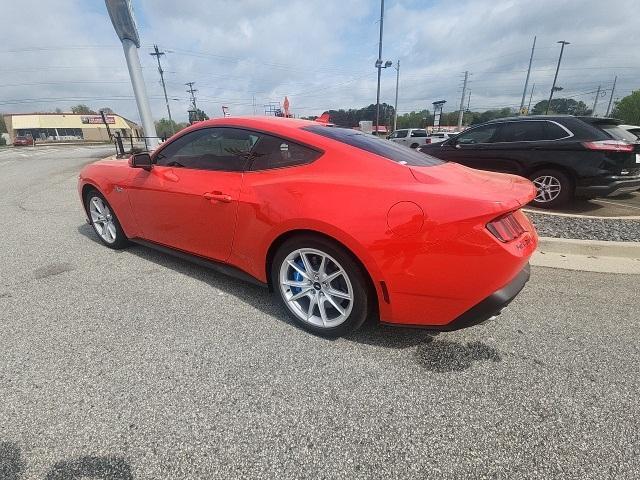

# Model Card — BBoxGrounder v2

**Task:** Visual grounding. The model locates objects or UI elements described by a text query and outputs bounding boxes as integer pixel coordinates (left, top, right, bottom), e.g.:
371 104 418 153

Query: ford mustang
78 117 538 337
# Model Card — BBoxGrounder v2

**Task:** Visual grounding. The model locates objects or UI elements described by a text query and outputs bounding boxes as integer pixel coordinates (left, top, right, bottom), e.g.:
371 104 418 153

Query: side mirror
129 152 152 170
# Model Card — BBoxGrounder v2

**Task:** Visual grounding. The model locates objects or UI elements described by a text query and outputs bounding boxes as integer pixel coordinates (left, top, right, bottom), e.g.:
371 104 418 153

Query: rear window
410 129 428 137
302 125 444 167
598 124 639 142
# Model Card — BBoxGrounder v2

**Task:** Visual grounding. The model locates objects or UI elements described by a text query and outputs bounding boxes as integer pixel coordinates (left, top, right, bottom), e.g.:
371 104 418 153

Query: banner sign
82 115 115 124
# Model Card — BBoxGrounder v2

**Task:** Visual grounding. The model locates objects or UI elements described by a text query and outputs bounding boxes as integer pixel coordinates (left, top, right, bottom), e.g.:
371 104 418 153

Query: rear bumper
380 263 532 331
576 176 640 197
437 263 530 331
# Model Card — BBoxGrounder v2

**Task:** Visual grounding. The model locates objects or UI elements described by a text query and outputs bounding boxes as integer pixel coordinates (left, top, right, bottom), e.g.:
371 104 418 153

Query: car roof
482 115 621 125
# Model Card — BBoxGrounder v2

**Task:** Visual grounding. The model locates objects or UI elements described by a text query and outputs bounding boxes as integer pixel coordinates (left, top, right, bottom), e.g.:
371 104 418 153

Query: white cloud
0 0 638 124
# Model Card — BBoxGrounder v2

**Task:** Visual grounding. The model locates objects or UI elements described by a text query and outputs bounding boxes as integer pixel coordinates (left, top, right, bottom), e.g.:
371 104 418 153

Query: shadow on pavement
77 224 501 361
0 442 25 480
45 455 133 480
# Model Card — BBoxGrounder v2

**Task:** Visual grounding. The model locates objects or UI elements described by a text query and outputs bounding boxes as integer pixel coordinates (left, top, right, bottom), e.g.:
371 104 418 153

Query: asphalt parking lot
525 191 640 218
1 145 639 479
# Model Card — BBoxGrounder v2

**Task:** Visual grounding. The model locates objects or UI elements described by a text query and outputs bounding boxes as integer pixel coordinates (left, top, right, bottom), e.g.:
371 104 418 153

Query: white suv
388 128 429 148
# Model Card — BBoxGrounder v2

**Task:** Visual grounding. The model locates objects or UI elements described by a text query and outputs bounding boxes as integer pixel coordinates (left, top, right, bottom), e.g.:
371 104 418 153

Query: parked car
13 135 33 146
619 124 640 139
419 116 640 208
388 128 429 148
78 117 537 337
426 132 456 144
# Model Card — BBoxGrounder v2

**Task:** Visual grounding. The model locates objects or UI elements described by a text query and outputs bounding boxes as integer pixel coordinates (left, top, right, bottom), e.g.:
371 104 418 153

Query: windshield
302 125 444 167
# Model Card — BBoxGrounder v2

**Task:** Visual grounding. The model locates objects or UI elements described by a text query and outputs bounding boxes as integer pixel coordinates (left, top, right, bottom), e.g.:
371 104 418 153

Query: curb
523 208 640 220
532 236 640 275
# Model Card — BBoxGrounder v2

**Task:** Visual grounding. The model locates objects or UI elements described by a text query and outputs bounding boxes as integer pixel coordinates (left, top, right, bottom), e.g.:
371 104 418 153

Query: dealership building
2 112 143 143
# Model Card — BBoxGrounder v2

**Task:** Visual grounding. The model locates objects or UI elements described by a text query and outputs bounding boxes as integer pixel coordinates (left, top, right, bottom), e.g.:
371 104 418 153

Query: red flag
316 112 330 124
283 96 290 117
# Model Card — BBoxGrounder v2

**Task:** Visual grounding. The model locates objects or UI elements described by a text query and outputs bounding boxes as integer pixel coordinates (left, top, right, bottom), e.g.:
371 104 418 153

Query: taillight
425 138 431 144
487 212 525 243
582 140 634 152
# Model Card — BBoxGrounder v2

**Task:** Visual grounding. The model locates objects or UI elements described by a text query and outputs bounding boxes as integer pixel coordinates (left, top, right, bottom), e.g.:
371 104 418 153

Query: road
0 145 638 479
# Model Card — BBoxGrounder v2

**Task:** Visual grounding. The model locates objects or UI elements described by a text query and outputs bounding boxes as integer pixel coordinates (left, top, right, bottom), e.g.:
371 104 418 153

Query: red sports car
78 117 538 337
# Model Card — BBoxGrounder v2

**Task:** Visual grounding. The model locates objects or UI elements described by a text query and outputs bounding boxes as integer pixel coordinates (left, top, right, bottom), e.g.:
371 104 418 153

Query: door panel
128 166 242 261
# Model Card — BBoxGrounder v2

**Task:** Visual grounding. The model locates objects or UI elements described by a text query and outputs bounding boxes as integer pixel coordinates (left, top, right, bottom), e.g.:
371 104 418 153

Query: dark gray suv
419 116 640 208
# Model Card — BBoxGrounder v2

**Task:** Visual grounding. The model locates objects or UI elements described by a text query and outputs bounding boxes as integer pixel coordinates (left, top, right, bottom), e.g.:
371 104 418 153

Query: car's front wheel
84 189 129 249
271 235 370 337
528 169 573 208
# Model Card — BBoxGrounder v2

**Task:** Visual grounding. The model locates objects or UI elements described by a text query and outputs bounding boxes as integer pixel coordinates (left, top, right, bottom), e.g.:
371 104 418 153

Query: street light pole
605 75 617 117
393 59 399 132
375 0 385 135
457 71 469 130
105 0 158 149
592 85 602 117
546 40 570 115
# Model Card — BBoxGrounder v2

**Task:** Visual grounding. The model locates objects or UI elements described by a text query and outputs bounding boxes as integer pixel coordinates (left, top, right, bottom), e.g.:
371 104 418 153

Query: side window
494 121 546 142
456 125 499 144
410 129 428 137
250 134 321 171
543 121 570 140
155 127 258 171
395 130 408 138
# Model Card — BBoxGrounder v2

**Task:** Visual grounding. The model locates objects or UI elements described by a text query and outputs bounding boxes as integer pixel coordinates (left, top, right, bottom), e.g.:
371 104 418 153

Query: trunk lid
409 162 537 210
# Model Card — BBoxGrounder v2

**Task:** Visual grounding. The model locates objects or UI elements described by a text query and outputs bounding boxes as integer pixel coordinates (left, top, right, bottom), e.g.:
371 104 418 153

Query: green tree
70 104 97 115
155 118 189 138
531 98 591 116
611 90 640 124
0 114 6 133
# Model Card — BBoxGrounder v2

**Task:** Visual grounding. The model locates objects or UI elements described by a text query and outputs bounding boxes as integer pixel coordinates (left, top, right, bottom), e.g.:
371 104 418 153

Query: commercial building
2 112 143 143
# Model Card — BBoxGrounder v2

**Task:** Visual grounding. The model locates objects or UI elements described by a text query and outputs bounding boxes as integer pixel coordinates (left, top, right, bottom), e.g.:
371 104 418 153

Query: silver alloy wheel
532 175 562 203
279 248 354 329
89 196 117 244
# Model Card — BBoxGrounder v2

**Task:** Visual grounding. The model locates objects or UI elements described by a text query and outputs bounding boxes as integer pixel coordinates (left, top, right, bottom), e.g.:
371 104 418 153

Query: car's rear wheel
528 169 572 208
84 189 129 249
271 235 370 337
410 143 419 149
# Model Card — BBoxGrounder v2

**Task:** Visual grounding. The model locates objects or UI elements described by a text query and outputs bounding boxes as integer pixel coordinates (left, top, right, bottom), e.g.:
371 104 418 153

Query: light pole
105 0 159 149
393 60 400 132
546 40 570 115
375 0 393 135
519 36 536 115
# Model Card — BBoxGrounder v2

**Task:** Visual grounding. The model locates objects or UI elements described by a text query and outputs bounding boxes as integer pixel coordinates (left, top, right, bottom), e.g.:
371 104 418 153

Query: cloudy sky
1 0 639 124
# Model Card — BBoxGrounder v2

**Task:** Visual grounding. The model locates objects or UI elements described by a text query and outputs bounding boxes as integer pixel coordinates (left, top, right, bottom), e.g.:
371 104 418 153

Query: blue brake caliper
290 259 305 295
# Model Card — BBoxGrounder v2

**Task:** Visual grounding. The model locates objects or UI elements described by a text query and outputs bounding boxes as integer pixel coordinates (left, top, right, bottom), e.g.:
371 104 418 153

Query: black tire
84 189 129 249
271 234 370 337
410 143 419 149
527 169 573 209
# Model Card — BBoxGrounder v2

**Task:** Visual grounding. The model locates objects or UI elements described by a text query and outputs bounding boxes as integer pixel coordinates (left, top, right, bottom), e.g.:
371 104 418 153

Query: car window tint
250 134 321 170
456 125 499 144
395 130 408 138
543 121 570 140
302 125 444 167
493 121 548 142
410 129 428 137
155 127 258 171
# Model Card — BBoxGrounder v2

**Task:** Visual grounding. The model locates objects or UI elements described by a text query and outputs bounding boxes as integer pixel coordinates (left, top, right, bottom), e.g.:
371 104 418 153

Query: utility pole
457 71 469 130
546 40 570 115
375 0 385 135
466 90 471 112
527 82 535 114
185 81 198 120
592 85 602 116
393 59 400 132
150 44 173 134
605 75 617 117
520 36 536 115
252 95 256 115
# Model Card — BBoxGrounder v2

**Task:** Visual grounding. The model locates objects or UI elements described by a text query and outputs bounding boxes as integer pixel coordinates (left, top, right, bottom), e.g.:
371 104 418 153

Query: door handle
203 191 233 203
